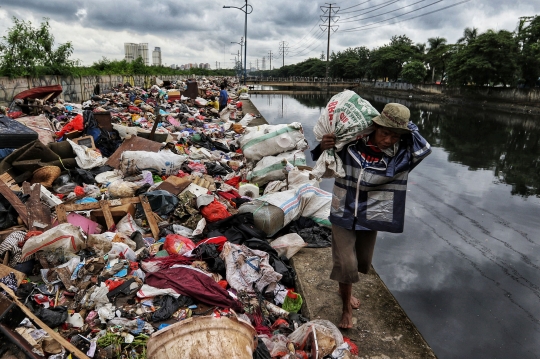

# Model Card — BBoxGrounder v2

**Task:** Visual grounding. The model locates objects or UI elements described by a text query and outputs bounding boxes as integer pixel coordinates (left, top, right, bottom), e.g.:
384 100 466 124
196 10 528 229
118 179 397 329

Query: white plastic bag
239 123 308 162
21 223 86 260
270 233 307 259
248 150 306 186
238 113 255 127
288 319 344 352
109 242 136 261
312 90 379 179
116 213 143 237
67 139 107 169
119 150 188 176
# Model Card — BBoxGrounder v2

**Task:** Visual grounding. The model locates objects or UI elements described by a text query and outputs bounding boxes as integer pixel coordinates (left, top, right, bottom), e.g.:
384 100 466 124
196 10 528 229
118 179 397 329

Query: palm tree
458 27 478 44
415 43 427 55
427 37 448 83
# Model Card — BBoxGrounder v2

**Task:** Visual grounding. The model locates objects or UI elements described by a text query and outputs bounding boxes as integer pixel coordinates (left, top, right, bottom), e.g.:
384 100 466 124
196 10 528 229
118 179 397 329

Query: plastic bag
238 113 255 126
21 223 85 260
109 242 136 261
270 233 307 259
269 334 290 358
288 319 344 351
67 139 107 169
163 234 195 256
312 90 379 179
116 213 143 237
119 150 188 176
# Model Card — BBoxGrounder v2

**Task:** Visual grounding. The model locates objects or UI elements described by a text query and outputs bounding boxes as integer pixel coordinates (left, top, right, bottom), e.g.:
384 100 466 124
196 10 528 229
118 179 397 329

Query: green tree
457 27 478 44
401 60 427 84
370 35 416 81
447 29 519 86
0 17 74 77
426 37 449 83
517 16 540 87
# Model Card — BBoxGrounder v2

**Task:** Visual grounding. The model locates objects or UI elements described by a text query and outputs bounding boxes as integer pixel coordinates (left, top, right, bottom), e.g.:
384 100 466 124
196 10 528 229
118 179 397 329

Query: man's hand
320 134 336 150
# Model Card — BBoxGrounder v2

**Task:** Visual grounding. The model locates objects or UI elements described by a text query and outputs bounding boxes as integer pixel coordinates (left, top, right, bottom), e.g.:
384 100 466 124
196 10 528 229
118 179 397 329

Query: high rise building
152 47 162 66
124 43 137 62
124 43 149 65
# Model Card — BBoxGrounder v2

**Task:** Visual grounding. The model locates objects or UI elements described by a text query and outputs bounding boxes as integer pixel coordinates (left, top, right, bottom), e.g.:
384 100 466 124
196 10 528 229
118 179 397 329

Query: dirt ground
291 247 437 359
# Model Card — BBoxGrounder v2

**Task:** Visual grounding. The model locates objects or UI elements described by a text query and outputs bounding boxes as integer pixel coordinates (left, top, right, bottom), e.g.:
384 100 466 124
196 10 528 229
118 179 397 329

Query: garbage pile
0 76 353 359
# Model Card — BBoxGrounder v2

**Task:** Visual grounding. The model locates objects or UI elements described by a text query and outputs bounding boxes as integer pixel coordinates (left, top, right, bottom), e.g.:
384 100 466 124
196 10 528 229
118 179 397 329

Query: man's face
372 127 402 150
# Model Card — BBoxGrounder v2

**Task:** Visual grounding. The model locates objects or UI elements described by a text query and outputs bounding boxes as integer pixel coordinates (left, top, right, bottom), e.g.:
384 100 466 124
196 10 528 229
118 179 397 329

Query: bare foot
338 289 361 309
339 305 354 329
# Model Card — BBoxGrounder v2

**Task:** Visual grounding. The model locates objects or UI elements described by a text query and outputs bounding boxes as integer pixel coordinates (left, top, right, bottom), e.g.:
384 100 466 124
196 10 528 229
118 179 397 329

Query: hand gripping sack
312 90 379 179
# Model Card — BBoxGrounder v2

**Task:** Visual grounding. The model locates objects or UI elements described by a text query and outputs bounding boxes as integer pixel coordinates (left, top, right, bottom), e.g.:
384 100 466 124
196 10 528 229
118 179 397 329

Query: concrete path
291 247 437 359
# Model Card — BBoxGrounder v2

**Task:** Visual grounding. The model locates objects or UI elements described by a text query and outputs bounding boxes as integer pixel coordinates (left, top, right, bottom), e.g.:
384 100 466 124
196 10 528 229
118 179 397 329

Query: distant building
180 65 185 70
124 43 149 65
124 43 137 62
152 47 162 66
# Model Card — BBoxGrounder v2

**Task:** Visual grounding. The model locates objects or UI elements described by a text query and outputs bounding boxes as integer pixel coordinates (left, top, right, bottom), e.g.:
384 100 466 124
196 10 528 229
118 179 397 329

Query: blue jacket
311 123 431 233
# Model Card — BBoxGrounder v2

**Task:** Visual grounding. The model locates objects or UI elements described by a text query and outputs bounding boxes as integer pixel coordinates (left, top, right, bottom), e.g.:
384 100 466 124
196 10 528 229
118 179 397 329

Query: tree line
0 17 235 79
253 15 540 88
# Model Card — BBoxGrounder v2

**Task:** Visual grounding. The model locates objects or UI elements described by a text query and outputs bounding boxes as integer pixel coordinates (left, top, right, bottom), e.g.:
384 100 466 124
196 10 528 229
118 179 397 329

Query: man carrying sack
311 102 432 328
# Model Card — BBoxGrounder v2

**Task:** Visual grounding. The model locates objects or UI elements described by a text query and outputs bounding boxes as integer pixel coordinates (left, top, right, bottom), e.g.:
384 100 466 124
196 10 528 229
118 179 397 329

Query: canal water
250 91 540 359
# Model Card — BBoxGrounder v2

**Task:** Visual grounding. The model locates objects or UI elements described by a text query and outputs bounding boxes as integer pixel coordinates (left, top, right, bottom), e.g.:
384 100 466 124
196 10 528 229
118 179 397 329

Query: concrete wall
358 81 540 103
0 74 192 105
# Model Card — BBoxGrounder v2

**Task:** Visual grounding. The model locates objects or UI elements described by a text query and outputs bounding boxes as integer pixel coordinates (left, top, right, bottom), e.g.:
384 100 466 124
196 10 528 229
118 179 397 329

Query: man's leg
330 225 360 329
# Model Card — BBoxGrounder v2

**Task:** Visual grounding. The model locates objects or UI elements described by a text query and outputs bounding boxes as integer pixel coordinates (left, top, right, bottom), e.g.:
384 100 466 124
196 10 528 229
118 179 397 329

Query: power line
340 0 401 16
339 0 373 12
289 30 327 58
342 0 470 32
288 16 326 49
340 0 426 23
289 29 326 54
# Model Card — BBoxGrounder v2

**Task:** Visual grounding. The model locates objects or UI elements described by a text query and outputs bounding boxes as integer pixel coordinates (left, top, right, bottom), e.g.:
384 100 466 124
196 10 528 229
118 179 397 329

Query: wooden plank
105 135 162 169
56 204 67 224
61 197 140 212
25 183 51 231
0 264 25 286
139 195 159 239
99 200 115 230
0 283 91 359
0 181 28 227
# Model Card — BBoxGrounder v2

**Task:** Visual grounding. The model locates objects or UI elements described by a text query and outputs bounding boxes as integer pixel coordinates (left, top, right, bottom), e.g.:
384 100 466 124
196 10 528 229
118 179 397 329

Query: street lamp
231 37 243 79
223 0 252 85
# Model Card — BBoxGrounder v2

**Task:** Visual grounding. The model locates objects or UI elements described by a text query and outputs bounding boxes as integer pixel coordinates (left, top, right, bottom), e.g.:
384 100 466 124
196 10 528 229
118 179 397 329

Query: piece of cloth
311 122 431 233
0 231 33 267
145 266 242 311
330 225 377 284
0 272 18 295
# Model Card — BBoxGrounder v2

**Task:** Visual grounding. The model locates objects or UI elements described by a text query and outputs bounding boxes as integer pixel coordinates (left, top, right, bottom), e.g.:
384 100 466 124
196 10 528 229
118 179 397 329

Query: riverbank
354 85 540 116
246 95 438 358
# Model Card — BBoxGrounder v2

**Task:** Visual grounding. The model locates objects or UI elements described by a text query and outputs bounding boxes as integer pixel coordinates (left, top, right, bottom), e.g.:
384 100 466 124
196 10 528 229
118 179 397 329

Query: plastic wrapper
288 319 344 351
270 233 307 259
312 90 379 179
108 242 136 261
163 234 196 256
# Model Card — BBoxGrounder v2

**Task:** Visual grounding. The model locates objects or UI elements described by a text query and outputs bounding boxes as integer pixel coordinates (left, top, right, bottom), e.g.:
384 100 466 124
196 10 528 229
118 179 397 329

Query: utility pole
256 58 259 70
279 41 289 67
320 3 339 81
268 50 273 71
215 61 218 70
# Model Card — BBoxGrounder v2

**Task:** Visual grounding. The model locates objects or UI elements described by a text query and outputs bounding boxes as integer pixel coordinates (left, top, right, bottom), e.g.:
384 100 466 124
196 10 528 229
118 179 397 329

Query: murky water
250 91 540 359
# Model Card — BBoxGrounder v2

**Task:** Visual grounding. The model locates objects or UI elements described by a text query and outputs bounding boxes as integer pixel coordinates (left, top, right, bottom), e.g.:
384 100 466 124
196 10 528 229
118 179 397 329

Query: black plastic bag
205 162 230 176
252 337 272 359
191 244 226 276
34 306 68 328
152 295 194 322
69 168 96 185
136 190 179 216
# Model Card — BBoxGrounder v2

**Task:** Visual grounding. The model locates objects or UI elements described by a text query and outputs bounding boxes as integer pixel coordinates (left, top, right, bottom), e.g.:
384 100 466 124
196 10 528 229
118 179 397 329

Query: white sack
67 139 107 169
248 150 306 186
312 90 379 179
21 223 86 260
119 150 188 176
238 113 255 127
270 233 307 259
239 122 308 162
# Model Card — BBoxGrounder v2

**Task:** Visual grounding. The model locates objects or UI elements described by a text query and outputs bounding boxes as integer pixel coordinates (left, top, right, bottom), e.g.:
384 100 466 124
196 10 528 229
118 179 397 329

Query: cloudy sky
0 0 538 69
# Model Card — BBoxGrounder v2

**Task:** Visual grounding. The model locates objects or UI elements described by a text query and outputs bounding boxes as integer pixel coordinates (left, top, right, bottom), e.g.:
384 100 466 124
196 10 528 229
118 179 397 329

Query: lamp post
231 37 243 79
223 0 252 85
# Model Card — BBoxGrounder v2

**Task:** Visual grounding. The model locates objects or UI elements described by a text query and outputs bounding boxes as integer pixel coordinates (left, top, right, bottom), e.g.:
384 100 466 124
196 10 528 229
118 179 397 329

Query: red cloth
145 267 242 311
55 114 84 138
200 200 231 223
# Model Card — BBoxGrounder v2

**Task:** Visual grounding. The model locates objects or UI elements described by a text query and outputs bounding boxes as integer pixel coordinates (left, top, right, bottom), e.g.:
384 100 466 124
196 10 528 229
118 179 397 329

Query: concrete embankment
246 97 438 358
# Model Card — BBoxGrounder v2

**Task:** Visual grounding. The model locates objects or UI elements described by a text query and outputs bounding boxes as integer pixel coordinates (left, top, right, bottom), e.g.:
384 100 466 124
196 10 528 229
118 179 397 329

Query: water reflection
250 92 540 359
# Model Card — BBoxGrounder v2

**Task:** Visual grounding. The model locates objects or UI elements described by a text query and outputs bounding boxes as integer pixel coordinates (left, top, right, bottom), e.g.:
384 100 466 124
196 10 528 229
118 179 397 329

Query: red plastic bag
55 113 84 138
163 234 196 256
200 200 231 223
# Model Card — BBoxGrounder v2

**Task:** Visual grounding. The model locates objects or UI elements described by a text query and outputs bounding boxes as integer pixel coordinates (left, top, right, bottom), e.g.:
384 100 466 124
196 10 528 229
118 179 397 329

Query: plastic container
238 201 285 237
146 316 257 359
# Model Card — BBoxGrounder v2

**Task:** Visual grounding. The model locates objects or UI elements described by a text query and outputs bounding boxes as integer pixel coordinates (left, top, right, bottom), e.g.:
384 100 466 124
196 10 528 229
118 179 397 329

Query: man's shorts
330 224 377 284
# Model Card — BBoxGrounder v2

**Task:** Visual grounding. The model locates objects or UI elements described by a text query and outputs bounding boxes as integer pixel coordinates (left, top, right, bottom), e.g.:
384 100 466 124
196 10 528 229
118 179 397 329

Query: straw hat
30 166 61 188
372 103 411 133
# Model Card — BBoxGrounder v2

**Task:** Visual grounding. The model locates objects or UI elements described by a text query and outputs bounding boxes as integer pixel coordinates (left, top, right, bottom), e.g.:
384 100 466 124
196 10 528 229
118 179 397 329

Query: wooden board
0 181 28 227
23 183 51 231
99 200 115 230
0 283 91 359
0 264 25 286
139 195 159 239
0 173 21 191
105 135 162 169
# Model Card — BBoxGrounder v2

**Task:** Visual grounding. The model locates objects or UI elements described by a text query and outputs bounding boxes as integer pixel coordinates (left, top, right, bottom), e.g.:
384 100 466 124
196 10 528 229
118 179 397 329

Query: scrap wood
0 283 91 359
0 180 28 227
139 195 160 239
22 183 51 231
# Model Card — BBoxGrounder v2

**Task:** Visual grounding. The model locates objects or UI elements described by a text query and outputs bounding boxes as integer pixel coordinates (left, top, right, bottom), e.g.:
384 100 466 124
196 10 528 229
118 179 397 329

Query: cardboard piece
156 176 192 196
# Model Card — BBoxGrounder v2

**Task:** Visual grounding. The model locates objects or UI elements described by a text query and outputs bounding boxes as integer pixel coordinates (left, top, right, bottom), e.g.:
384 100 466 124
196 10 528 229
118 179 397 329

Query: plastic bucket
146 316 257 359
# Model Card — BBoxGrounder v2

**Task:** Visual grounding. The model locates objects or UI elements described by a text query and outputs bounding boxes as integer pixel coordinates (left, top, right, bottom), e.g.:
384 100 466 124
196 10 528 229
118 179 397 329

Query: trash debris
0 77 355 359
